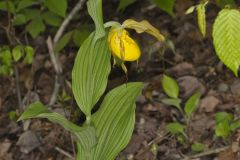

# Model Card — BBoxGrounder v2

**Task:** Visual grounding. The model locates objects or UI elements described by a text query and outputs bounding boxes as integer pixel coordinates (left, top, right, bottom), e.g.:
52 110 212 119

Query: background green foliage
0 0 67 38
0 45 34 75
213 9 240 76
118 0 175 16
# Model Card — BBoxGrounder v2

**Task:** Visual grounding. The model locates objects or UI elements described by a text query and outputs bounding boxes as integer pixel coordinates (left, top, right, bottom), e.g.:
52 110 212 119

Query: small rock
177 76 206 98
230 79 240 96
166 62 195 76
191 114 215 140
217 148 237 160
0 139 11 157
199 96 221 112
218 103 235 111
17 130 41 154
143 103 158 112
231 142 239 153
124 134 145 154
53 108 71 118
136 94 146 103
218 83 229 92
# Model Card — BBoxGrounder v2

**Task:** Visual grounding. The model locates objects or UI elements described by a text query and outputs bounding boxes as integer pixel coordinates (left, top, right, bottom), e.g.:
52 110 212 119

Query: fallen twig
54 0 86 44
182 146 230 160
46 37 62 74
47 0 86 106
135 133 166 157
46 37 62 106
14 61 23 113
55 146 74 160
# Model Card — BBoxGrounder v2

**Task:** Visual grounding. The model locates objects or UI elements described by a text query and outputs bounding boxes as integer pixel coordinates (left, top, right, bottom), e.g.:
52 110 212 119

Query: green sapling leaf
215 120 230 139
197 1 207 37
161 98 182 111
165 122 185 135
191 142 204 152
184 92 201 118
162 74 179 98
230 120 240 131
215 112 233 124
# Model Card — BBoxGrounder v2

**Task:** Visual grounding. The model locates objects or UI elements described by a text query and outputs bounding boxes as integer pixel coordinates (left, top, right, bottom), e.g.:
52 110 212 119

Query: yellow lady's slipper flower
108 29 141 61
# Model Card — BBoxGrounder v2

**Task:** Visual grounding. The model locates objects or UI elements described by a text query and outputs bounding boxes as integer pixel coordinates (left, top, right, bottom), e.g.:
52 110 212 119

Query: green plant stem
182 131 188 141
185 117 191 144
86 115 91 125
13 64 23 112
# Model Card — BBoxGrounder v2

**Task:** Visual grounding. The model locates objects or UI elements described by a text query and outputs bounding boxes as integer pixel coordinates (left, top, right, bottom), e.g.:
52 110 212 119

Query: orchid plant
18 0 165 159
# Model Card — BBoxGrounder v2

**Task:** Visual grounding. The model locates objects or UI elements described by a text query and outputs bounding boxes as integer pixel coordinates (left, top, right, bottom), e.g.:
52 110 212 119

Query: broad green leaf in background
24 46 34 64
191 142 204 152
165 122 185 135
17 0 35 12
44 0 67 17
87 0 105 39
72 33 111 116
0 1 15 13
117 0 136 11
216 0 236 8
197 1 207 37
26 18 45 38
151 0 175 16
1 49 12 66
13 14 27 26
77 82 143 160
23 9 41 21
161 98 182 110
42 12 62 27
54 31 73 53
213 9 240 76
162 74 179 98
18 102 97 150
215 112 233 124
12 45 23 62
0 65 12 75
184 92 201 118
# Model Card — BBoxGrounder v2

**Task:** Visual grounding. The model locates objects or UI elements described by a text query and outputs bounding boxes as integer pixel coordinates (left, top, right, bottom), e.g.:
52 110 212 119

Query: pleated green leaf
77 82 143 160
87 0 105 39
18 102 97 150
72 33 111 116
92 82 143 160
213 9 240 76
197 2 207 37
